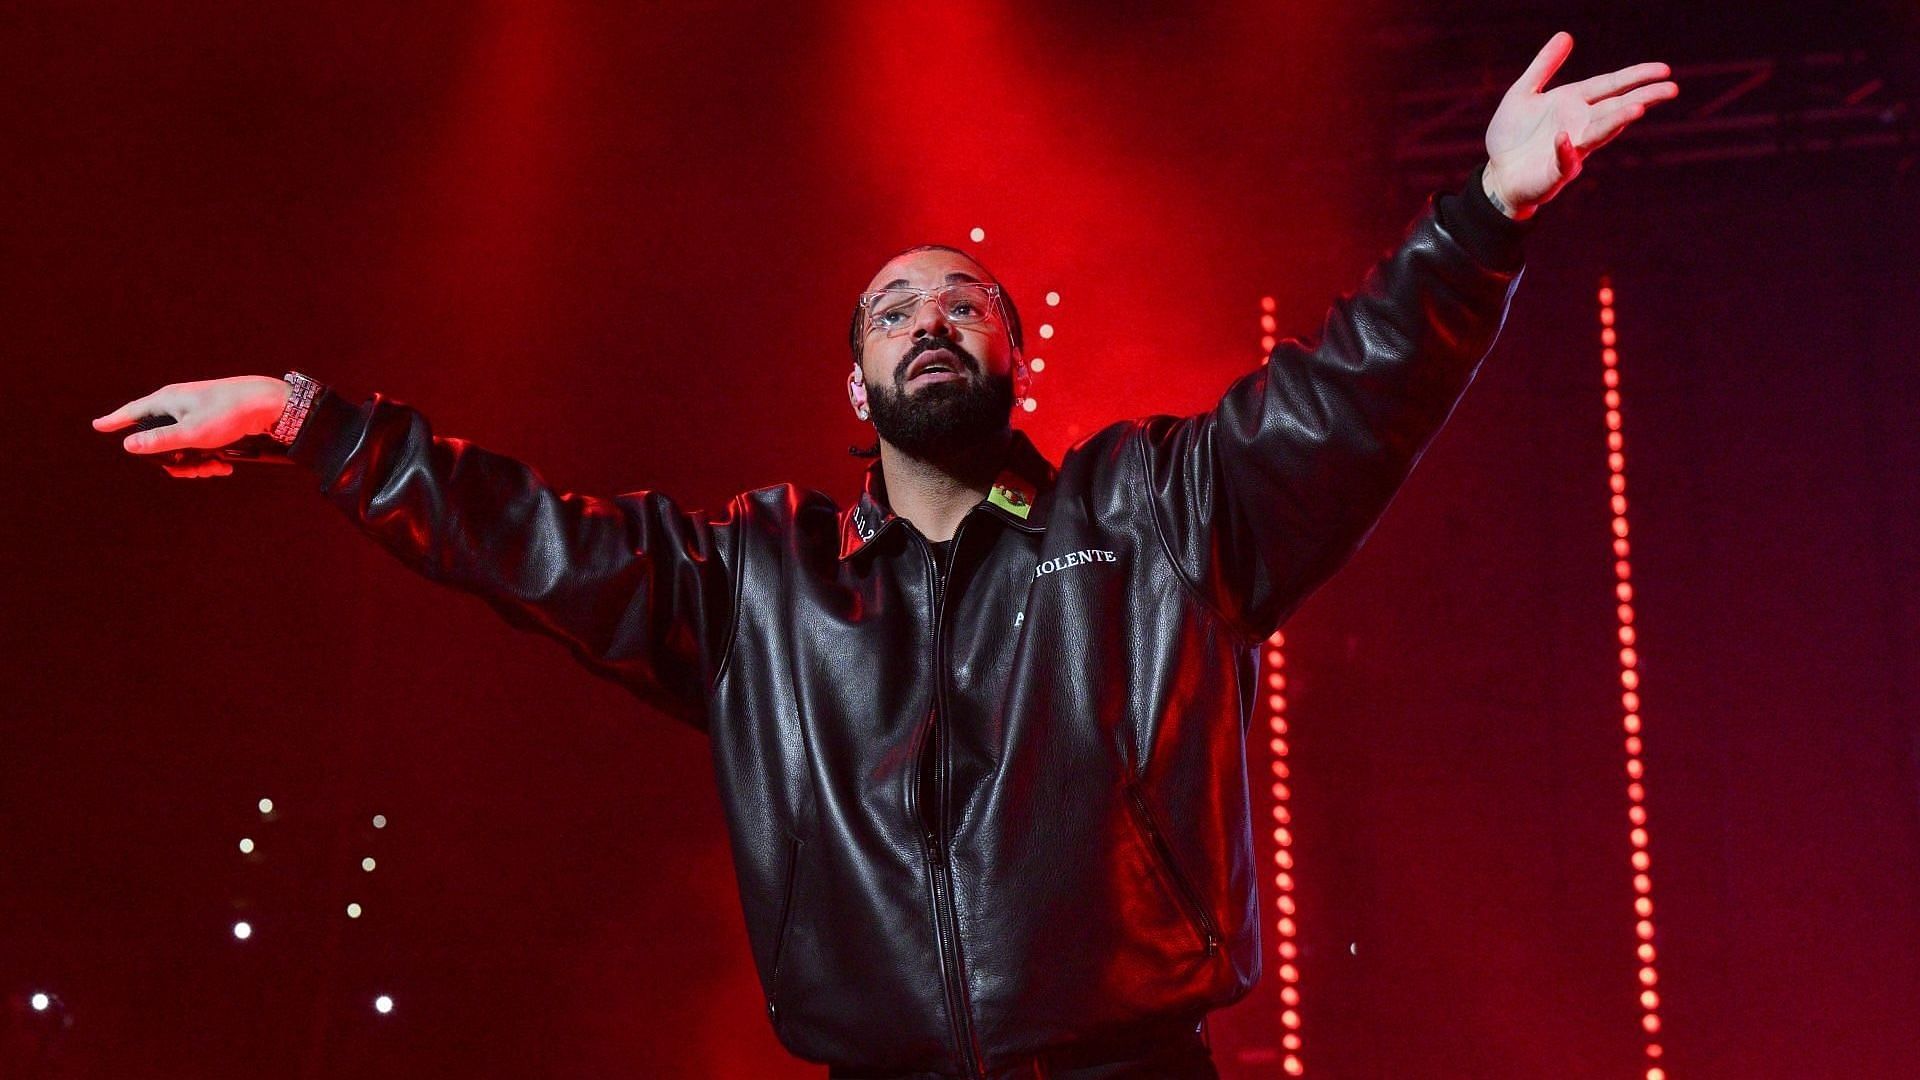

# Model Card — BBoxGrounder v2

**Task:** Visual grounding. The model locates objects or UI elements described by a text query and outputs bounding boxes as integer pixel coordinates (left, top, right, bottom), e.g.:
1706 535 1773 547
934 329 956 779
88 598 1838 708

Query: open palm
1485 32 1678 216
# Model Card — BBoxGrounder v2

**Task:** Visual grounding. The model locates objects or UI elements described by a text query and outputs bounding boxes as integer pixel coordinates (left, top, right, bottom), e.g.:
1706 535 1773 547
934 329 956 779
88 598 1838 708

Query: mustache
899 336 979 382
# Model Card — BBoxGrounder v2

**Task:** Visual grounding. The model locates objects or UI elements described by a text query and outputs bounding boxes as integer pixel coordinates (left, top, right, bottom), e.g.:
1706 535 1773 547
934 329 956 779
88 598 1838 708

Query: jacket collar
838 429 1057 561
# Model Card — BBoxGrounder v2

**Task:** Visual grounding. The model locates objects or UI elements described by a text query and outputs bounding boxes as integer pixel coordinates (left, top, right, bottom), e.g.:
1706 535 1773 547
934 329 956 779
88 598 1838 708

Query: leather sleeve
286 387 739 730
1139 164 1531 641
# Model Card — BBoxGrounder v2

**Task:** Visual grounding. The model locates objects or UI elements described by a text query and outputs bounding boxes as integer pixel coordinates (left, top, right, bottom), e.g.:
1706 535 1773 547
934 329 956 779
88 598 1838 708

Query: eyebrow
876 271 983 292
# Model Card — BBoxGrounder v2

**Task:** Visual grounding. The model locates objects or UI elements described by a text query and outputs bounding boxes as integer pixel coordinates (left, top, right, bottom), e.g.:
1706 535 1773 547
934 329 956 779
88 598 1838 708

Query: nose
911 296 953 341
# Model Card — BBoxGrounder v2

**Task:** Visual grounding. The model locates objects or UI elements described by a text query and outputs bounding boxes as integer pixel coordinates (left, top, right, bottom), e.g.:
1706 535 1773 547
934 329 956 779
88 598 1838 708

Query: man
94 33 1674 1079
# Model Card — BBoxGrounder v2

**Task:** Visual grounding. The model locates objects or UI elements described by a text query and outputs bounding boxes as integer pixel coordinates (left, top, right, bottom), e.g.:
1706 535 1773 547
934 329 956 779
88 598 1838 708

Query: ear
848 367 870 418
1013 355 1031 404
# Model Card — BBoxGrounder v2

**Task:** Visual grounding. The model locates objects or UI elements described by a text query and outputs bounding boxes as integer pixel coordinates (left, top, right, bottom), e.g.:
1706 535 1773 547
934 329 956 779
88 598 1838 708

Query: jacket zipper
914 523 987 1078
1125 784 1221 957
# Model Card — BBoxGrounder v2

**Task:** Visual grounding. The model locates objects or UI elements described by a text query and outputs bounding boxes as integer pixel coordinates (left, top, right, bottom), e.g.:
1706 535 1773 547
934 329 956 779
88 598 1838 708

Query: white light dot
1022 398 1037 413
30 992 50 1012
238 837 255 854
233 921 253 941
1045 291 1061 306
968 227 985 243
361 857 376 872
374 995 394 1014
346 903 363 919
1038 324 1054 340
1349 941 1359 955
258 798 274 815
1029 358 1045 373
372 814 387 829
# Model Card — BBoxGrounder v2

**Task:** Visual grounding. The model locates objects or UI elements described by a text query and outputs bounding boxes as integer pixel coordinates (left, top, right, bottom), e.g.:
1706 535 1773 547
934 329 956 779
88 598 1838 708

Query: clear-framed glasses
859 281 1003 337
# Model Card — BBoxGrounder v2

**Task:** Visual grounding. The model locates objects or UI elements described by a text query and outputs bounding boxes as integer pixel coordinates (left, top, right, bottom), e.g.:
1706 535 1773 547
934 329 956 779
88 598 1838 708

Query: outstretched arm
94 376 739 728
1140 33 1676 640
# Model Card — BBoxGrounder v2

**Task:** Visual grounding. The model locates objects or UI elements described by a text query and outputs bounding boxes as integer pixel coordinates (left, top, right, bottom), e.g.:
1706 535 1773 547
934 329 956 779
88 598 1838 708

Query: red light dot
1261 296 1276 312
1621 647 1639 667
1633 851 1651 871
1615 538 1631 558
1626 736 1644 756
1623 691 1641 710
1648 1068 1665 1080
1628 758 1645 779
1631 828 1649 848
1636 897 1654 917
1601 308 1616 327
1635 873 1652 893
1285 1055 1304 1076
1599 287 1615 304
1280 964 1299 982
1641 990 1660 1009
1619 624 1636 643
1605 390 1620 408
1604 367 1620 387
1630 805 1647 826
1607 410 1623 431
1637 920 1655 940
1261 315 1277 331
1262 336 1277 350
1284 1032 1302 1049
1279 918 1296 936
1609 452 1626 471
1639 944 1655 962
1603 328 1617 345
1280 941 1298 959
1282 1009 1301 1029
1640 966 1658 986
1279 895 1296 915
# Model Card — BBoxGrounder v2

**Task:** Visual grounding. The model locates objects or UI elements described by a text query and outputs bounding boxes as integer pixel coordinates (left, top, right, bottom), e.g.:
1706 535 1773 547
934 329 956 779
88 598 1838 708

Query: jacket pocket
1124 783 1220 957
767 832 804 1022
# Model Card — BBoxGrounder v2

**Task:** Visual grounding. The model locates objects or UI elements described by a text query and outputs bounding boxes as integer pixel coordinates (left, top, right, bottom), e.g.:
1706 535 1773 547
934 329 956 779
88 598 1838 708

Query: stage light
373 814 387 829
361 857 376 872
1254 293 1308 1061
374 994 394 1014
258 798 274 815
1022 398 1037 413
30 992 50 1011
233 921 252 940
239 837 255 854
1029 358 1044 372
1599 274 1666 1062
347 903 363 919
1045 291 1060 306
968 227 985 243
1038 323 1054 340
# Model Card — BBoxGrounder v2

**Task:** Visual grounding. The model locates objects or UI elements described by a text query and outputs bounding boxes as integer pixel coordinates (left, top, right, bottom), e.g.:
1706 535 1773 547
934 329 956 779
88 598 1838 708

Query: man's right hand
92 375 290 478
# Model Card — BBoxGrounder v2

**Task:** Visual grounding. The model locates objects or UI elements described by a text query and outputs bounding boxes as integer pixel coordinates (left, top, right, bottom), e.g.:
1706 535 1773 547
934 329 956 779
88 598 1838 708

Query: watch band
269 370 322 446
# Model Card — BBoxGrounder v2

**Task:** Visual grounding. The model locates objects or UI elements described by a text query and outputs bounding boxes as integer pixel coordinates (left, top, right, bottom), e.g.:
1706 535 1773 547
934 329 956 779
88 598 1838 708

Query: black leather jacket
285 164 1530 1077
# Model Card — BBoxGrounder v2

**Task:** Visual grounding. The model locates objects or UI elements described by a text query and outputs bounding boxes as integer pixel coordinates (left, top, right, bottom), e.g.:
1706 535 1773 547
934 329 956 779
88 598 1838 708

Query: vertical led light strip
1259 294 1306 1076
1598 275 1665 1078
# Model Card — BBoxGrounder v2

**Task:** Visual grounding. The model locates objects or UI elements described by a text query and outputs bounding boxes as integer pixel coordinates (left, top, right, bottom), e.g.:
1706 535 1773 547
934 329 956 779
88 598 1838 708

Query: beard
867 336 1014 461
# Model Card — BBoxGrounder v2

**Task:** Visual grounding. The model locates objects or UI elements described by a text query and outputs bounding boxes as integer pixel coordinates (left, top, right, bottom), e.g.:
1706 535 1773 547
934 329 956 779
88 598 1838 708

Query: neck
876 428 1013 543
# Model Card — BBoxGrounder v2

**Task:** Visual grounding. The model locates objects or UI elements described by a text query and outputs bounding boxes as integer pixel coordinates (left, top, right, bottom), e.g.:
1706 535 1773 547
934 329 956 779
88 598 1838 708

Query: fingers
91 388 172 433
122 422 207 455
1575 83 1677 153
1513 31 1574 95
1575 62 1674 105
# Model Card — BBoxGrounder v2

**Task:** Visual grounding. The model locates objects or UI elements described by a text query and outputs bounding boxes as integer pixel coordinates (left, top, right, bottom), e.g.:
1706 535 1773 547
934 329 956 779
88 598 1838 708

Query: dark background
6 2 1916 1076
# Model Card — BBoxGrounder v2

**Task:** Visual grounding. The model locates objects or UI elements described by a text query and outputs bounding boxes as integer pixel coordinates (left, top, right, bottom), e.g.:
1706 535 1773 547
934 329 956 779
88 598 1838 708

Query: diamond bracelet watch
268 370 321 447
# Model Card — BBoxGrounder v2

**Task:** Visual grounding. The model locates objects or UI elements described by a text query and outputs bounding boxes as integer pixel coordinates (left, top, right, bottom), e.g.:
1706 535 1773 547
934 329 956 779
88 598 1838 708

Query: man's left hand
1483 31 1679 220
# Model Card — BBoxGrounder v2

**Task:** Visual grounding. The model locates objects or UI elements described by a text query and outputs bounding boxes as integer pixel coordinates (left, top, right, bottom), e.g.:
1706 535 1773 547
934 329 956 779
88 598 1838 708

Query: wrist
1482 160 1536 221
266 371 321 445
